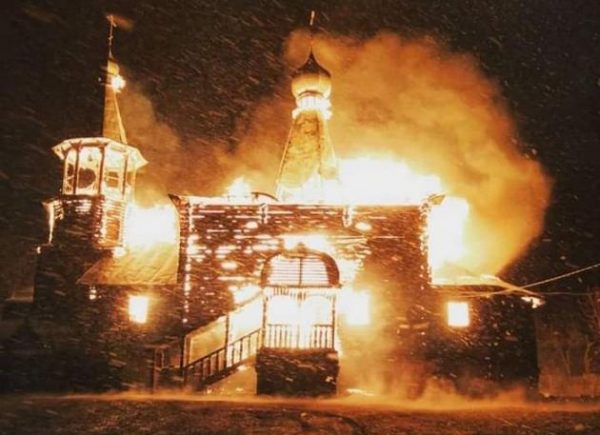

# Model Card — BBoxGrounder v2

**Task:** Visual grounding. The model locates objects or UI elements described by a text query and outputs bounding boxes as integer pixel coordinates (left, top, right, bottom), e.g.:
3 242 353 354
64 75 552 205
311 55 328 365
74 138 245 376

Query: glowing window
266 255 332 287
102 148 126 199
62 148 77 194
128 295 149 324
76 147 101 194
447 301 469 328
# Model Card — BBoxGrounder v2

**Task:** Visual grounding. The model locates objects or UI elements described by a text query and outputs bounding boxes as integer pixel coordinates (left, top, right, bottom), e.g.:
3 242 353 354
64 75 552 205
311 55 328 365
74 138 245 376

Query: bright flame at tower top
276 48 340 203
103 15 128 144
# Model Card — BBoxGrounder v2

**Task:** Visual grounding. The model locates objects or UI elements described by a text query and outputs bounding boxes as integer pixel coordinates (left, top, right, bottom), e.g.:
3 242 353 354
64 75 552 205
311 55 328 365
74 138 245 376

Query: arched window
262 248 339 288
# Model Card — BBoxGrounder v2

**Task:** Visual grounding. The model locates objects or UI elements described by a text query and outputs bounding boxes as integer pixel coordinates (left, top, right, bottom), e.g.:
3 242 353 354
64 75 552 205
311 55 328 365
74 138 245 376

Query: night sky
1 0 598 298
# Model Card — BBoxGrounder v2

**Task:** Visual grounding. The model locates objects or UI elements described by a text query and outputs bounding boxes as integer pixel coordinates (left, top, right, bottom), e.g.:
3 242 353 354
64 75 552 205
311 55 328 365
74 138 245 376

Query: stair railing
184 328 261 388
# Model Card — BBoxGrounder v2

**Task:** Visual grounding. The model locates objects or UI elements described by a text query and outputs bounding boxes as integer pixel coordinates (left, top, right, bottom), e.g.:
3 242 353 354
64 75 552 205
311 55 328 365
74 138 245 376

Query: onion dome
291 51 332 98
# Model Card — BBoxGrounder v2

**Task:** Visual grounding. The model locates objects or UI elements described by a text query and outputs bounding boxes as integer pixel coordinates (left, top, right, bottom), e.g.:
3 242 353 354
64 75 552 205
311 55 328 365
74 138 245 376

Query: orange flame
338 157 470 274
123 203 178 248
339 157 441 204
227 157 470 275
226 177 252 199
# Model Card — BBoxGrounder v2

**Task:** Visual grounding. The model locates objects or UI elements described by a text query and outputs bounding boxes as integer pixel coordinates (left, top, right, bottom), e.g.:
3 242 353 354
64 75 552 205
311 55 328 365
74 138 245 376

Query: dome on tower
291 51 332 98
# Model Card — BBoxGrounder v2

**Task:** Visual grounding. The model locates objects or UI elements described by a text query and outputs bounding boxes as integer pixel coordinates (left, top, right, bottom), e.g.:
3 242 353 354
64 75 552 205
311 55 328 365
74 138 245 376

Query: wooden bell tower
34 17 146 316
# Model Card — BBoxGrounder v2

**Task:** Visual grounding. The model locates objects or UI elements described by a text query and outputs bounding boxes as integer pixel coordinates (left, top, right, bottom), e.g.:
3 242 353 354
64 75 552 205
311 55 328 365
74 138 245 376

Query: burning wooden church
2 23 540 397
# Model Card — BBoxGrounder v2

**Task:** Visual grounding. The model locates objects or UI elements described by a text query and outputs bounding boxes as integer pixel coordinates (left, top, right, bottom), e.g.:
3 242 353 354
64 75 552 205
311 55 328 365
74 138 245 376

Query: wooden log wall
171 198 431 334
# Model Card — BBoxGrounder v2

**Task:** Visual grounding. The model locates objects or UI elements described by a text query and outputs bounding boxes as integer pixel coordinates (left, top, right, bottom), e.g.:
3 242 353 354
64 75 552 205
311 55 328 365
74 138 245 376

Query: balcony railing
264 324 334 349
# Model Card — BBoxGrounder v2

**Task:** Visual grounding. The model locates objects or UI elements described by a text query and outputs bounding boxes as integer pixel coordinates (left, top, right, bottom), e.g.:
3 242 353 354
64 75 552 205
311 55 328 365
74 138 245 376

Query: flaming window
128 295 149 324
52 138 146 200
446 300 470 328
265 254 331 287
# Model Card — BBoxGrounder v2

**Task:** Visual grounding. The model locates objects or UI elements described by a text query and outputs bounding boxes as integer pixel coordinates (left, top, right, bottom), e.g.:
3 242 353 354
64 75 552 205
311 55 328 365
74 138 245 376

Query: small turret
44 16 146 249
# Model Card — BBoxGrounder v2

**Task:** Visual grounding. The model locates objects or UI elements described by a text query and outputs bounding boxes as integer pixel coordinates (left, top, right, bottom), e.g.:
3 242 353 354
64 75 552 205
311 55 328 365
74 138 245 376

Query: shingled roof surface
78 243 178 286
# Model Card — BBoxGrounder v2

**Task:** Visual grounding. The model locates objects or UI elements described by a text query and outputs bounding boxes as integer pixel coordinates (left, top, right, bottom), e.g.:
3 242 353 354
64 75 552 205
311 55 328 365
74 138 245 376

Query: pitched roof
78 243 178 286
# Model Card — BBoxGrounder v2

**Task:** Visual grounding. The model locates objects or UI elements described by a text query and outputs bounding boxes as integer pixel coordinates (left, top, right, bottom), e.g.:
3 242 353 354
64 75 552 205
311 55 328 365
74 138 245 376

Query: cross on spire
107 14 117 58
309 10 316 28
103 14 127 144
309 10 316 49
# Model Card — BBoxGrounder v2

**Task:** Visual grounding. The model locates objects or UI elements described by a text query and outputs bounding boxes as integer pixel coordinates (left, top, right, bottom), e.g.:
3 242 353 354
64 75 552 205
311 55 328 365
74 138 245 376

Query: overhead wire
521 262 600 289
506 261 600 298
436 262 599 298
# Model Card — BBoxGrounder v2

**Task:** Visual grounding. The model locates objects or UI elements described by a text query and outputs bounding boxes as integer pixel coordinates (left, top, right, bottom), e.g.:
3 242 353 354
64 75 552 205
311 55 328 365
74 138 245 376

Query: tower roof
102 15 128 144
291 50 332 98
295 50 331 78
103 56 128 144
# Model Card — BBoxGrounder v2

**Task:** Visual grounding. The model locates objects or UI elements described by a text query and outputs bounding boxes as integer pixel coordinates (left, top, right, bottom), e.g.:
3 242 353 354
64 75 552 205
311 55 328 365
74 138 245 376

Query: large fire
123 203 178 248
338 157 469 272
226 176 252 201
338 157 442 204
121 155 465 343
120 157 469 275
218 158 470 275
116 32 548 351
211 157 469 340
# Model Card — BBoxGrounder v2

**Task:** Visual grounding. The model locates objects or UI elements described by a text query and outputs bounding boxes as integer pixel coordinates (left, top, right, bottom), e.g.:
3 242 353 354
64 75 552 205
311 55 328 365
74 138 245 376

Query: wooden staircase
183 328 261 390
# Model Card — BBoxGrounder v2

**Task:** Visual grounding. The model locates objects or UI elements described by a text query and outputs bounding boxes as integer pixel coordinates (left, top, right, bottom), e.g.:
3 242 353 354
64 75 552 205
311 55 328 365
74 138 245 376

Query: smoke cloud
121 30 552 275
119 83 226 205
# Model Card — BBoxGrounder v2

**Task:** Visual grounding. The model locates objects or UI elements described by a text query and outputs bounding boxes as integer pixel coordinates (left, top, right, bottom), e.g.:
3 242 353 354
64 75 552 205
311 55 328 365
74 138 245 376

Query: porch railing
184 323 335 389
264 324 334 349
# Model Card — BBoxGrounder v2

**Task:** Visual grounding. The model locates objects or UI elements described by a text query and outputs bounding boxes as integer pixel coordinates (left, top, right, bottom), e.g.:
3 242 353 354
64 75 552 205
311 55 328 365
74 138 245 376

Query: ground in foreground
0 394 599 434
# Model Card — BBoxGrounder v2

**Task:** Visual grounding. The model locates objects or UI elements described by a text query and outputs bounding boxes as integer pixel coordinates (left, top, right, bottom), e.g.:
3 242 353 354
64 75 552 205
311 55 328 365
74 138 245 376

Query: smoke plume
233 31 552 274
119 83 225 205
121 30 552 275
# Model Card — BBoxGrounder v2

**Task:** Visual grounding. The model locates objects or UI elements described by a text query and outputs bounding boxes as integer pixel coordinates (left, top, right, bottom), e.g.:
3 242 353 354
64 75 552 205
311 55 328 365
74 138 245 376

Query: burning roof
78 243 177 286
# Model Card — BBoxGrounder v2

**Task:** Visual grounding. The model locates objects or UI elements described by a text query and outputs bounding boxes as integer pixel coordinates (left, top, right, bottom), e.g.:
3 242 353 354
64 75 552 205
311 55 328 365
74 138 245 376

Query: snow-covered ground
0 393 599 434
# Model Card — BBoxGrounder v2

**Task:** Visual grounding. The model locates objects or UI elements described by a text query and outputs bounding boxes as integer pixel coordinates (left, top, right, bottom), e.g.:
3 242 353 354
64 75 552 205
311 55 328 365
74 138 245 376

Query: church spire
275 12 340 203
102 15 128 144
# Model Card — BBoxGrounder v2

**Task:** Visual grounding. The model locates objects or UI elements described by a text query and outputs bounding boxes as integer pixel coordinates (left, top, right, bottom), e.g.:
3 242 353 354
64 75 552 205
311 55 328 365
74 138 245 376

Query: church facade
2 28 539 397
